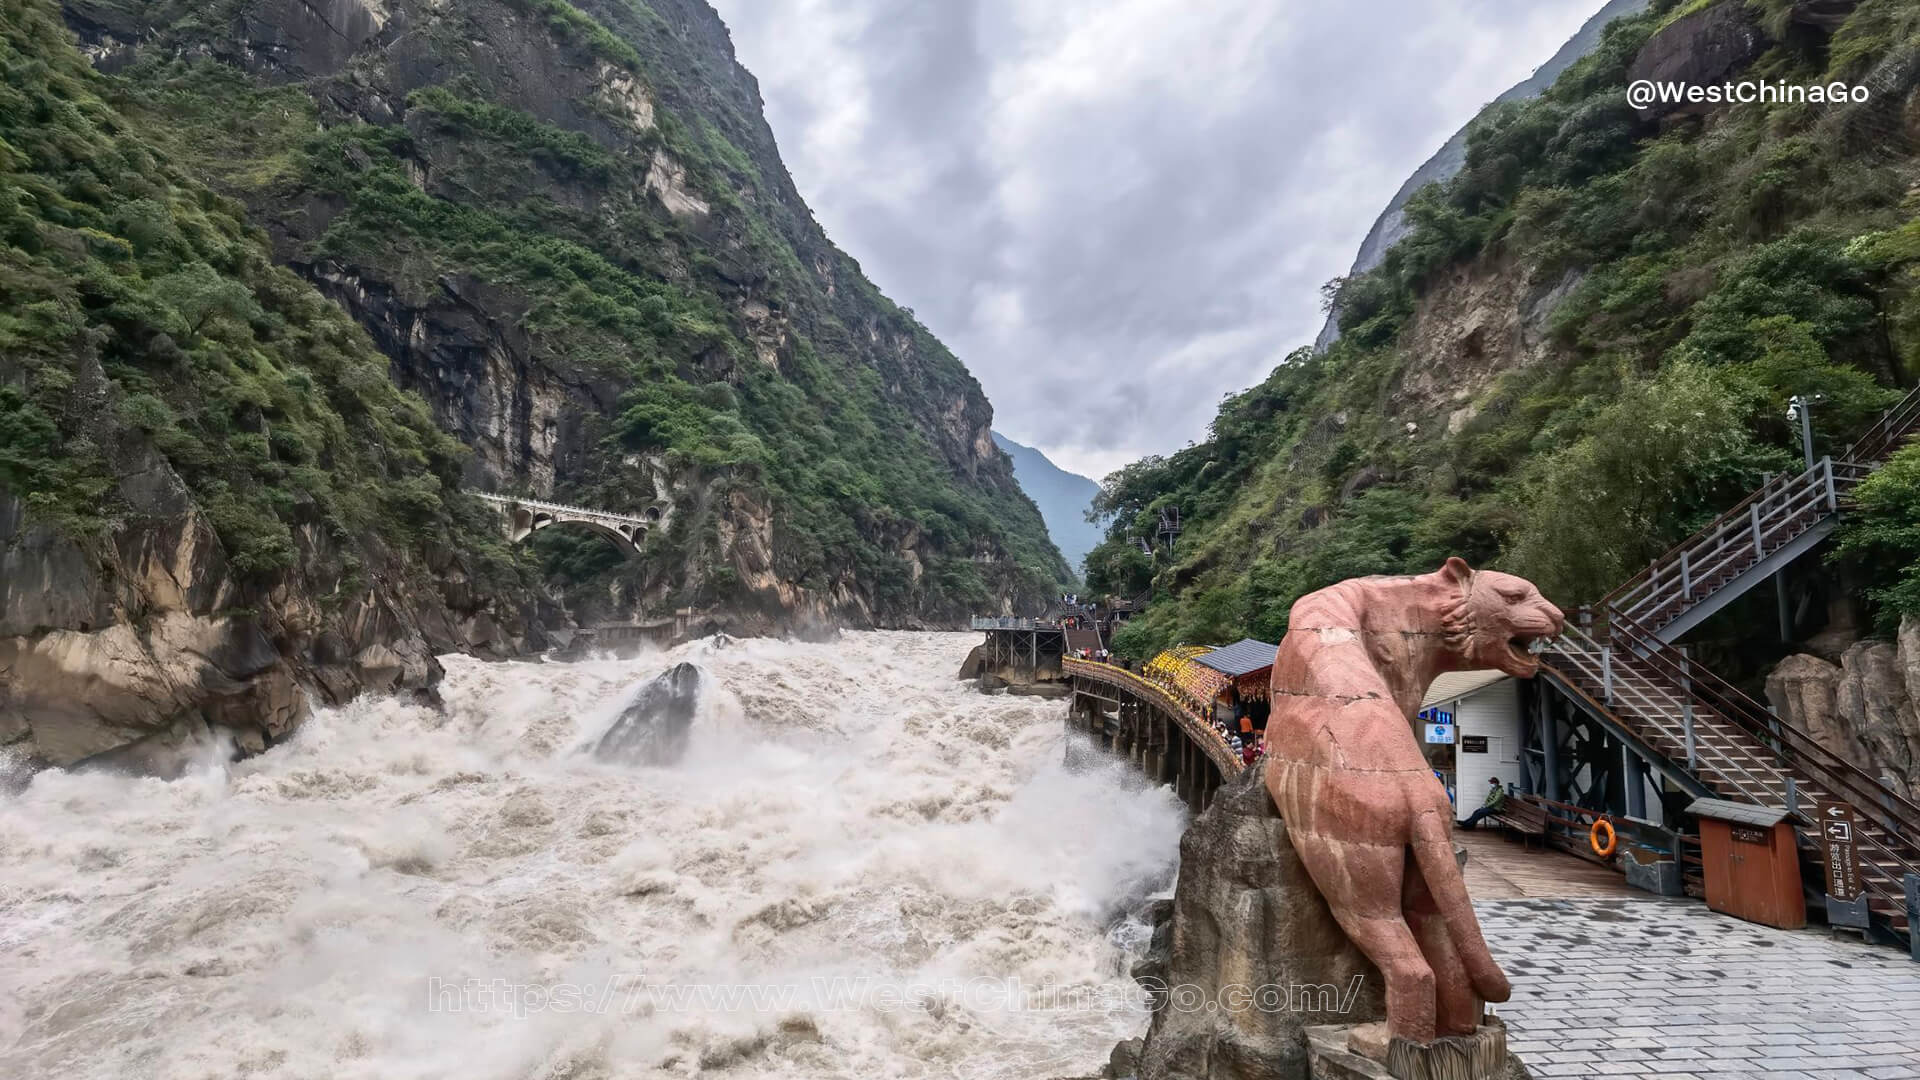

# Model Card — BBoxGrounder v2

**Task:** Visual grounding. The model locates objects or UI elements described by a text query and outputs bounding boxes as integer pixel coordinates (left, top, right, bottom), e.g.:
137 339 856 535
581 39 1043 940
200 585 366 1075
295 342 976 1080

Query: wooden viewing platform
1063 656 1244 812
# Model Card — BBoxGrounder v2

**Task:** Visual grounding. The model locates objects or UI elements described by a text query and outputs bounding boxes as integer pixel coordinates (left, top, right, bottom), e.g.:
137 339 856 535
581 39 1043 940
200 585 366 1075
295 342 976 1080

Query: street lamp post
1779 393 1823 643
1786 394 1820 472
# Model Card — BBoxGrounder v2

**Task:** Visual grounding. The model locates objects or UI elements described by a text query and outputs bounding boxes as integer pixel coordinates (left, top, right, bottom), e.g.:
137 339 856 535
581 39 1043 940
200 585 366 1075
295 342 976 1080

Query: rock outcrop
1766 617 1920 801
1123 767 1384 1079
1314 0 1650 352
1626 2 1770 120
590 662 703 766
0 472 533 776
1115 767 1531 1079
1392 258 1584 429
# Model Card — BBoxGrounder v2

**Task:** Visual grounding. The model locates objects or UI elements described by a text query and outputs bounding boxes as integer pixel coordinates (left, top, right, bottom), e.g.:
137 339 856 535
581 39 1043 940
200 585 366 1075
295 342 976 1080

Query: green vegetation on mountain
1094 0 1920 658
36 0 1066 624
0 0 528 591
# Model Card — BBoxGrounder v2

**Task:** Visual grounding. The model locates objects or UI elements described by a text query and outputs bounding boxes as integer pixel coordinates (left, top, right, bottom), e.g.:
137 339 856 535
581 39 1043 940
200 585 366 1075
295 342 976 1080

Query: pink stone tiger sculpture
1262 558 1564 1043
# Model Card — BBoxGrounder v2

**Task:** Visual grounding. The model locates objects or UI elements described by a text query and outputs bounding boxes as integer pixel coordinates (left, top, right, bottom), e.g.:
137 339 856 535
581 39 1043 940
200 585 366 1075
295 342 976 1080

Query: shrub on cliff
1837 443 1920 632
0 0 530 592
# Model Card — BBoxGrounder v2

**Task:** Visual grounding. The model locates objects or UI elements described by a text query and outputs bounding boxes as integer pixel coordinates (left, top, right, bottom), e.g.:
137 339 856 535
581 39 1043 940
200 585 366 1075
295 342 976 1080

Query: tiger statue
1262 557 1564 1043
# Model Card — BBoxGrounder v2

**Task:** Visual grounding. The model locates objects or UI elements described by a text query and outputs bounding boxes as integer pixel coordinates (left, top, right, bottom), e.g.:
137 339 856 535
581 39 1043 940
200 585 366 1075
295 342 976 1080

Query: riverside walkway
1462 831 1920 1076
1062 656 1245 811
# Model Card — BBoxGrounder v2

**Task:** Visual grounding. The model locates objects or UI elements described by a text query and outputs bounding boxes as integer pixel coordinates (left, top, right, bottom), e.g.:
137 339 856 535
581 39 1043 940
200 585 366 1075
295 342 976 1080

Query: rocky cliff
1106 768 1527 1080
1314 0 1652 353
1 0 548 775
1766 616 1920 801
58 0 1067 630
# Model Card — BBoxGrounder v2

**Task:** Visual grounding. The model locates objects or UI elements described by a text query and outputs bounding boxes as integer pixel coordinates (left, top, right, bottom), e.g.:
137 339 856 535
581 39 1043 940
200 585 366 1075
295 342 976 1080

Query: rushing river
0 632 1186 1079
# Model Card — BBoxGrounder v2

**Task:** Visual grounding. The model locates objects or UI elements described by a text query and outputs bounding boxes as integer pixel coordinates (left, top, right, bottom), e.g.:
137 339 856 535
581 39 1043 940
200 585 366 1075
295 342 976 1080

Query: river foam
0 631 1184 1078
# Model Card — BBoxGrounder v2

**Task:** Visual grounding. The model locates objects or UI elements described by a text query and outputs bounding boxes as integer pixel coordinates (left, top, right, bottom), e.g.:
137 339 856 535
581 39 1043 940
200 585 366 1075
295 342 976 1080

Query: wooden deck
1457 830 1638 900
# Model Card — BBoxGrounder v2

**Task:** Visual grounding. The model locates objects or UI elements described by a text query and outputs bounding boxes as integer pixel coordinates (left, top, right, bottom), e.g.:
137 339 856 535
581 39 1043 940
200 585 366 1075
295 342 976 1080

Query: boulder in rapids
591 663 703 766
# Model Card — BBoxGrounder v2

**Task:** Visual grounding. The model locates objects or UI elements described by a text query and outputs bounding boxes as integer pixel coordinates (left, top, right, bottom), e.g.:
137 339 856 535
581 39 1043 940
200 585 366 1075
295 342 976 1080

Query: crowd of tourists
1212 714 1264 767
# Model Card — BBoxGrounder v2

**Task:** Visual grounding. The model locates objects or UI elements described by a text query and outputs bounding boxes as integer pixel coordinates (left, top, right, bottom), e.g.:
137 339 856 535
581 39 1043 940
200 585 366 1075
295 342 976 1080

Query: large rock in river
591 662 703 766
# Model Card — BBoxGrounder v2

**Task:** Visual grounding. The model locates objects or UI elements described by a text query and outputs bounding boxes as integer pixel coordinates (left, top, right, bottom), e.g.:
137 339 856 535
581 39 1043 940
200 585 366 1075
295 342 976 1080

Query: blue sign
1424 723 1455 745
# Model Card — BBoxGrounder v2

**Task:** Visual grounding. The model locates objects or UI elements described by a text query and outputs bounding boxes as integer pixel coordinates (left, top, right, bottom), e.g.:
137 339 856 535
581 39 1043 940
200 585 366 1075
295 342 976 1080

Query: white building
1418 670 1521 823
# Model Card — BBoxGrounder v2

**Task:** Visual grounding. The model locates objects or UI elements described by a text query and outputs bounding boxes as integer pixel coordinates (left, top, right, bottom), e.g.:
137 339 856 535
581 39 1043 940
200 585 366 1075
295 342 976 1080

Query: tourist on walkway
1460 776 1506 830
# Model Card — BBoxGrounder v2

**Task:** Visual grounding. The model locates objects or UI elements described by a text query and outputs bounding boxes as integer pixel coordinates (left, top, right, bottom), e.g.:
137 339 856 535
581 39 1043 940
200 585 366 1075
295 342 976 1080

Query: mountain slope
991 431 1102 578
1092 0 1920 659
59 0 1068 629
1 0 547 772
1315 0 1653 352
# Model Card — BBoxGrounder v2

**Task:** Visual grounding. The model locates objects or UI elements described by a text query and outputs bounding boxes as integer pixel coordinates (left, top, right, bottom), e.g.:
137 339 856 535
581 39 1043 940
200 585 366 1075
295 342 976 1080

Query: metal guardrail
1565 383 1920 928
1606 612 1920 834
1547 626 1786 803
1603 382 1920 630
1606 457 1866 631
1551 609 1920 924
1062 658 1245 775
1843 383 1920 463
969 617 1061 631
472 492 653 526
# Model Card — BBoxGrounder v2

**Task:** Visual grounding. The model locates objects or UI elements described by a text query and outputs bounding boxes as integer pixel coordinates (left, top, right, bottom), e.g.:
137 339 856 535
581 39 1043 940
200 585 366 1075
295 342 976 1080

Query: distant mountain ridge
1315 0 1652 351
992 432 1103 578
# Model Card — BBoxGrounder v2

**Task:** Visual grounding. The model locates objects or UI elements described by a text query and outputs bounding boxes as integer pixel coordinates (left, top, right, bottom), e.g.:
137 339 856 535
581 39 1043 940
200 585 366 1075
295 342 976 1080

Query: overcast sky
708 0 1604 481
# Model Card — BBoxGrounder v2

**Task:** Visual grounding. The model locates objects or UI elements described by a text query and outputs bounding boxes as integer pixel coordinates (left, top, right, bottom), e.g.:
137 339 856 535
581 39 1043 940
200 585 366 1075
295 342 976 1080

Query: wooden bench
1485 793 1548 849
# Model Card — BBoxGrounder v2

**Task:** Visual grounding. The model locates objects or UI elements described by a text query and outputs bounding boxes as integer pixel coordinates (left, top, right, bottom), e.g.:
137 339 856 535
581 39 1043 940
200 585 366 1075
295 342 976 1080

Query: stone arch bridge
473 493 665 555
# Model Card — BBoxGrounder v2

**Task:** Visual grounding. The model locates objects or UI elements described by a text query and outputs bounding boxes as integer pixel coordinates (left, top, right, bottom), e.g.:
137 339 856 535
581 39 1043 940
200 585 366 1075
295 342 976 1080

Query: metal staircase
1605 387 1920 642
1539 384 1920 936
1545 613 1920 932
1602 459 1872 642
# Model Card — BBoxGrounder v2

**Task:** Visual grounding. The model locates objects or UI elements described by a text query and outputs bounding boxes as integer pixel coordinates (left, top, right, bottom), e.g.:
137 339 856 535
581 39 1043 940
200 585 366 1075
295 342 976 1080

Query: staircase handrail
1841 382 1920 463
1613 460 1861 624
1547 626 1788 800
1601 609 1920 849
1606 459 1852 621
1601 382 1920 618
1547 628 1919 922
1600 470 1796 613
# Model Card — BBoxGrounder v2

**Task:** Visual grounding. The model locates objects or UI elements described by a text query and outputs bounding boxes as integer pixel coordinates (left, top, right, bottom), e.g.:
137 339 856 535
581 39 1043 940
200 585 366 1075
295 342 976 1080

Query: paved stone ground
1476 896 1920 1079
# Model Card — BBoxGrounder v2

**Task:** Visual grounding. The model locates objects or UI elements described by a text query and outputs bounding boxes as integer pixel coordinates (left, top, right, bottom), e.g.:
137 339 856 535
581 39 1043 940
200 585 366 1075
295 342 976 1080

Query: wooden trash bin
1686 798 1805 930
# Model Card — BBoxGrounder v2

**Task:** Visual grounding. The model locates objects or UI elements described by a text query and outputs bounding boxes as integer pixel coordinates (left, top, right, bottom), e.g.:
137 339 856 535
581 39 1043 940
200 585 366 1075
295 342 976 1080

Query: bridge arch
477 493 652 557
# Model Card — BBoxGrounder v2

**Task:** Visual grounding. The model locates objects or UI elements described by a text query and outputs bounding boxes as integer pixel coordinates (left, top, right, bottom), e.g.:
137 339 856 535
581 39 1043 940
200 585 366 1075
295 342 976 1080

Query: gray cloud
710 0 1605 480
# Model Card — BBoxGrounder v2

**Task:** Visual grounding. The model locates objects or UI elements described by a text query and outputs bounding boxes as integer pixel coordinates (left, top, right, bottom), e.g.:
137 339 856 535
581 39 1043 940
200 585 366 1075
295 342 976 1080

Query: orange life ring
1589 818 1617 858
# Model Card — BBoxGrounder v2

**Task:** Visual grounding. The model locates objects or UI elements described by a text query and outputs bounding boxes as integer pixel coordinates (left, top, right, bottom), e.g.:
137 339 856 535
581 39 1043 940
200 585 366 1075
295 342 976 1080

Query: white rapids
0 631 1186 1079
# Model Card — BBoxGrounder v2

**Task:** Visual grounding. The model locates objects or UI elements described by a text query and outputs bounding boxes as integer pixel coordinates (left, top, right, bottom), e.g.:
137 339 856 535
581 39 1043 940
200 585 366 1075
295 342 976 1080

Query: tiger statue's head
1436 557 1565 677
